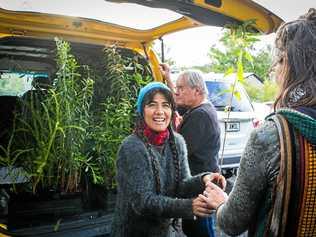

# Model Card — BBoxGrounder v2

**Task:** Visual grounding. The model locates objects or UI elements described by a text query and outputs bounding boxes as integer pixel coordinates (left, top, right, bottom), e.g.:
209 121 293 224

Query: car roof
204 72 265 89
0 0 283 50
204 72 244 82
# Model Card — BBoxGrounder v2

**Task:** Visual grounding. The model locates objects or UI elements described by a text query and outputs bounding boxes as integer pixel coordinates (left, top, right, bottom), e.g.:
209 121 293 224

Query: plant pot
8 191 84 229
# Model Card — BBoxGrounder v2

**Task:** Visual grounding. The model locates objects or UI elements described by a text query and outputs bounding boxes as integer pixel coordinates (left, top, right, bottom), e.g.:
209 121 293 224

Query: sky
155 26 223 67
154 26 275 68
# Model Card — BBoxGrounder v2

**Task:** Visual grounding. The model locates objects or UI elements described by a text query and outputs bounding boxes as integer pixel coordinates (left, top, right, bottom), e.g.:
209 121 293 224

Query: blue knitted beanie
136 82 170 115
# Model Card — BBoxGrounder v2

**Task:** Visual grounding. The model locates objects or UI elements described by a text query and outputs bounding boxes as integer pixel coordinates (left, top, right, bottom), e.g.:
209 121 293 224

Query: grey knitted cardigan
216 108 316 236
111 132 207 237
217 108 316 236
216 120 281 236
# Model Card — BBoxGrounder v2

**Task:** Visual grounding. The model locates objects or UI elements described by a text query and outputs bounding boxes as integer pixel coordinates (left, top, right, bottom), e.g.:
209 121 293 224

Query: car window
0 0 182 31
0 71 47 96
206 81 253 112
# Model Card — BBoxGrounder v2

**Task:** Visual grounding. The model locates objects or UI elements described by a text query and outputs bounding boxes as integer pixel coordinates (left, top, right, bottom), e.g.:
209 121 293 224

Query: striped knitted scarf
265 108 316 237
276 108 316 143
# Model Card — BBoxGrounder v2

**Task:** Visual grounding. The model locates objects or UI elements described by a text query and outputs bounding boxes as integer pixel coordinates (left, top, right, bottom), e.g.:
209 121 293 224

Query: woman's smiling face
143 92 172 132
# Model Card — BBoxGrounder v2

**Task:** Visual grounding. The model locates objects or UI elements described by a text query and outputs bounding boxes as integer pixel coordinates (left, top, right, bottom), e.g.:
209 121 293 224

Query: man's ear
195 87 202 95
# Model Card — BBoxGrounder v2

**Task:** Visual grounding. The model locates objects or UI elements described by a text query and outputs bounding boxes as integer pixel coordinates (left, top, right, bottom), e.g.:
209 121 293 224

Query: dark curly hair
274 8 316 109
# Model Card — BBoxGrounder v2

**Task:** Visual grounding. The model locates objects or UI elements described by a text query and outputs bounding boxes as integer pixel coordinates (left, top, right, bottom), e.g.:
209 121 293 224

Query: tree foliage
209 30 272 79
243 79 278 102
208 26 277 101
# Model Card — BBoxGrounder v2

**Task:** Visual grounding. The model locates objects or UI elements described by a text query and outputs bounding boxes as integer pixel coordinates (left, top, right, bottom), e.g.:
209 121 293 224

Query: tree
191 64 213 73
209 30 273 80
249 45 273 81
208 26 277 101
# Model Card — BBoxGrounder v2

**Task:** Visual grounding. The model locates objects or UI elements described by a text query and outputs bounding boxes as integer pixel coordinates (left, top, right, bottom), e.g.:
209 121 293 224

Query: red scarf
143 124 169 146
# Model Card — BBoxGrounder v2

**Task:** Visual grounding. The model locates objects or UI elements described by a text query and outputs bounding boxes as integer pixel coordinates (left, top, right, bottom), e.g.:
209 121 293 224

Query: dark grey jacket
179 102 220 174
111 133 207 237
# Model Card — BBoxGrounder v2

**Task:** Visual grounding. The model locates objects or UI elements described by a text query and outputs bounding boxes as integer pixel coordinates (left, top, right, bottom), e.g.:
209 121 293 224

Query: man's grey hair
178 70 208 97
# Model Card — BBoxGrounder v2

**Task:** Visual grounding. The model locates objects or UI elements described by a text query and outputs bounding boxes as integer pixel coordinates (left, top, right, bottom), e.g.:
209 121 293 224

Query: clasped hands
192 173 228 218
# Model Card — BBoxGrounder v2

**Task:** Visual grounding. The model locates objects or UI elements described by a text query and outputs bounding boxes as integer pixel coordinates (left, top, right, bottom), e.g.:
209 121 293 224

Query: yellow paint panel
194 0 282 33
0 8 201 45
0 224 9 237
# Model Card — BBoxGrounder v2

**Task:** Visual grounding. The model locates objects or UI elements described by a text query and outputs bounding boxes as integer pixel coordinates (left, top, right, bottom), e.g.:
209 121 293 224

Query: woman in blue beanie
111 82 225 237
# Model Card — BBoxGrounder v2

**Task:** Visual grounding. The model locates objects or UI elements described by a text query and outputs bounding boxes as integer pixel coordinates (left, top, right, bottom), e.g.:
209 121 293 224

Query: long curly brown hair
274 8 316 109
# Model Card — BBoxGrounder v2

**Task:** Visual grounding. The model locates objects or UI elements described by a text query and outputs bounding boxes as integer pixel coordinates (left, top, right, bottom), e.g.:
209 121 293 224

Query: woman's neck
143 125 169 146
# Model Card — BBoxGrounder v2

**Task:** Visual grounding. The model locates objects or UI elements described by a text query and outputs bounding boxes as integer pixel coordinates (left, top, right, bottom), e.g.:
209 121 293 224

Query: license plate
225 122 240 132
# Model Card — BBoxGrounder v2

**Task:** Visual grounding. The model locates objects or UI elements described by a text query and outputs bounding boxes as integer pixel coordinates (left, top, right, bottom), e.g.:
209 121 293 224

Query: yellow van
0 0 282 80
0 0 283 236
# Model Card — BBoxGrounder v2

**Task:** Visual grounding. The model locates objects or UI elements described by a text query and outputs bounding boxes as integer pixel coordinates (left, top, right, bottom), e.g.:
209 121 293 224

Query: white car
252 101 274 125
205 74 258 174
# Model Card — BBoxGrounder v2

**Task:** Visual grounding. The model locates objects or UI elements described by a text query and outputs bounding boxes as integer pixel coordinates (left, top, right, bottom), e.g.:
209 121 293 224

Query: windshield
206 81 253 112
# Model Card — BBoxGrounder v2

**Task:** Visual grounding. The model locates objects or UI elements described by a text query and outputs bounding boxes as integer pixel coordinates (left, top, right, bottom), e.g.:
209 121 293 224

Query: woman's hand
203 172 226 190
199 182 228 210
192 196 213 217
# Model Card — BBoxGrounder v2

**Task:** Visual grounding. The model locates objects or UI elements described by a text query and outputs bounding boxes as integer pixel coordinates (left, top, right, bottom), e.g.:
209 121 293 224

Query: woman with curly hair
110 82 225 237
200 8 316 237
